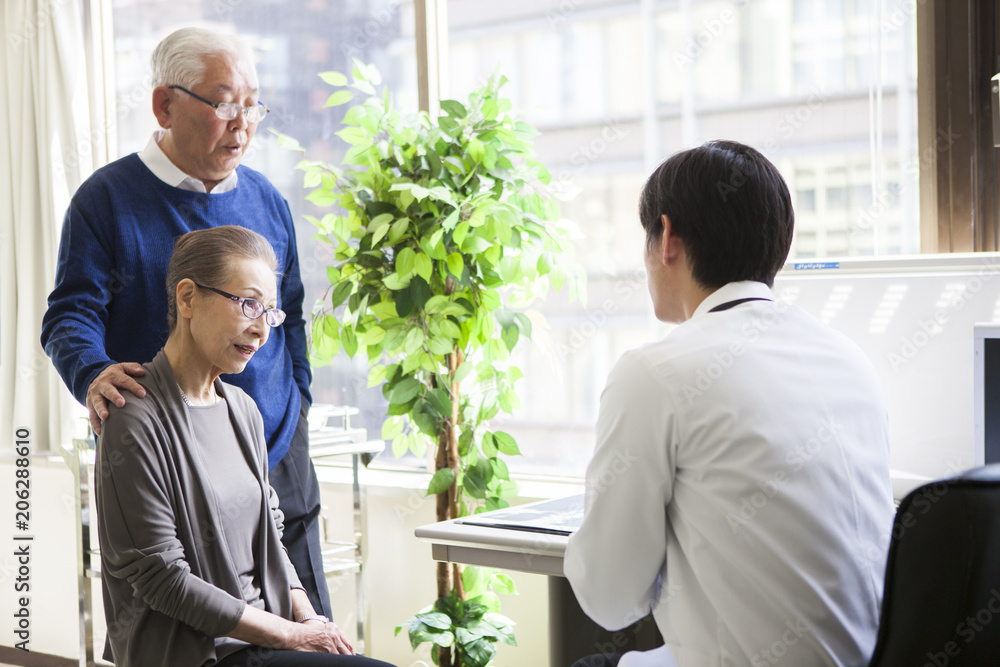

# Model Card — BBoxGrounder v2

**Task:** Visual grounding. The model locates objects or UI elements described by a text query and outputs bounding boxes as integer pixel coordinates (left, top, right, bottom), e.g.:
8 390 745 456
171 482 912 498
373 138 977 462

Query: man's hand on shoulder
88 363 147 435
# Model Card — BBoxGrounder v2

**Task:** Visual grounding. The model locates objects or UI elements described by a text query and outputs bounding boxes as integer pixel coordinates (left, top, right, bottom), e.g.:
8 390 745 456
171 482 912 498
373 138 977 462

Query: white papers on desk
456 494 584 536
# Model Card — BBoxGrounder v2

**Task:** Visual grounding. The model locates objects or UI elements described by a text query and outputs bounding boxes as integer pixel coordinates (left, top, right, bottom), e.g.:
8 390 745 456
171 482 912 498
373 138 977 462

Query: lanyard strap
708 297 773 313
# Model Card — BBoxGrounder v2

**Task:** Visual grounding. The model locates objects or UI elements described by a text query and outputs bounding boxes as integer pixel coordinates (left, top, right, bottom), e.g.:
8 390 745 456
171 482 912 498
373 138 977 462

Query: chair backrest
868 464 1000 666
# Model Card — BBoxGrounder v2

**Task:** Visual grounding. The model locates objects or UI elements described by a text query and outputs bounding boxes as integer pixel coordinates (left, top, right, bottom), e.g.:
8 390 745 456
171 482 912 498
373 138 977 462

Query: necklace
177 383 192 407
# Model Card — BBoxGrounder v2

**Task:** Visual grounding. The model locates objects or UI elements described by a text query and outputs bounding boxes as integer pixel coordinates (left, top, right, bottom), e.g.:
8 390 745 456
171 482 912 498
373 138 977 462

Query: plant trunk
434 346 465 667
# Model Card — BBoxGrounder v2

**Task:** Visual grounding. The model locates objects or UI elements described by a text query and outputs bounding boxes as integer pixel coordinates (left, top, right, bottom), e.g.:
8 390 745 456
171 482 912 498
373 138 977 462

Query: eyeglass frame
168 85 270 123
194 283 286 327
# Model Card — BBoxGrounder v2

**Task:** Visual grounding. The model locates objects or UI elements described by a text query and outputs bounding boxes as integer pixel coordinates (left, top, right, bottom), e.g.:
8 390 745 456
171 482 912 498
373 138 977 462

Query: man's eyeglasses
169 85 269 123
195 283 286 327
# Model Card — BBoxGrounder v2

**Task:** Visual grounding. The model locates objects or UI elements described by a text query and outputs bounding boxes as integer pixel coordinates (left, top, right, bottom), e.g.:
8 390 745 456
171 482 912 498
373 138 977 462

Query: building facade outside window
110 0 917 476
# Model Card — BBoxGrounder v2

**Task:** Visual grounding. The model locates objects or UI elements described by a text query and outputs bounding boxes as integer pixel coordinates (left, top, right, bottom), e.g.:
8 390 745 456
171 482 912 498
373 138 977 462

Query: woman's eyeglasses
195 284 286 327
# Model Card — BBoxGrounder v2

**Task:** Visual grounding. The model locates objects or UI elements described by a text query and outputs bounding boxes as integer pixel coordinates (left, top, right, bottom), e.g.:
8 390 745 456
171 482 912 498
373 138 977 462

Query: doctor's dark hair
638 140 794 288
165 226 278 332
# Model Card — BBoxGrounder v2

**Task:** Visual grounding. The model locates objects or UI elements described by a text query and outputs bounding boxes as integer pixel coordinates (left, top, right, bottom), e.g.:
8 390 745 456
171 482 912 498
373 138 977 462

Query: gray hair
150 27 257 89
165 226 279 332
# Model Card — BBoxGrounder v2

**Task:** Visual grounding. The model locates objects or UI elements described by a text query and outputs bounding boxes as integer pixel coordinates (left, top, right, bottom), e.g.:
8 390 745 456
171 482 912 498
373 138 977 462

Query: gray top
96 350 302 667
189 399 267 660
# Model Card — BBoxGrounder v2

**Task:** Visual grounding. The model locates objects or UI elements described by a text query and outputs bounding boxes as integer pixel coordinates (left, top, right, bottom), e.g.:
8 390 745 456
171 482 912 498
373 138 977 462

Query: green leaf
381 416 404 439
371 300 398 320
383 272 410 290
306 188 338 207
413 253 433 282
501 323 519 351
481 432 497 458
330 281 352 308
462 566 487 598
368 364 387 388
480 289 501 312
464 468 487 499
483 612 517 645
319 70 348 86
441 99 468 118
426 386 453 417
325 90 355 108
389 378 422 404
452 221 470 247
461 637 496 666
388 216 410 243
482 98 499 120
442 209 461 231
417 611 454 631
493 431 520 456
462 235 492 254
392 433 408 458
404 327 426 355
490 456 509 481
361 326 386 345
446 252 464 279
515 312 533 339
453 359 474 383
437 318 462 340
498 480 520 497
468 138 485 164
427 467 456 496
396 246 416 277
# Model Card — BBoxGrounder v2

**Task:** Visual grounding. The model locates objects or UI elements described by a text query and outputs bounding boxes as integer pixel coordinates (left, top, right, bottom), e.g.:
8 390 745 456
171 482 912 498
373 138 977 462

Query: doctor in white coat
564 140 895 667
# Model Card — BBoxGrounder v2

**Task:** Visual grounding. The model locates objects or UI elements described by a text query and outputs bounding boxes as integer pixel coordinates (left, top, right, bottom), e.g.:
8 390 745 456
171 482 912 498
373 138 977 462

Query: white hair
150 27 257 89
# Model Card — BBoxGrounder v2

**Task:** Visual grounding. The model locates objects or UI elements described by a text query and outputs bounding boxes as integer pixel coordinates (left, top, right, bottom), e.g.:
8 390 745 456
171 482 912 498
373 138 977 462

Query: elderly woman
96 226 394 667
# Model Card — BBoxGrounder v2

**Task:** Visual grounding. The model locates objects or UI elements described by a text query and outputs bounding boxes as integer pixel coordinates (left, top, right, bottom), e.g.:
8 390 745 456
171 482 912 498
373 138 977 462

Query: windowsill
313 458 585 501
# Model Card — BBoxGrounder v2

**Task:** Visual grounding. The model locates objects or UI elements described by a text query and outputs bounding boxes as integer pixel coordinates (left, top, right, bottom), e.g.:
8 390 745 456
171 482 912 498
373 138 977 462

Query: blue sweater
41 154 312 468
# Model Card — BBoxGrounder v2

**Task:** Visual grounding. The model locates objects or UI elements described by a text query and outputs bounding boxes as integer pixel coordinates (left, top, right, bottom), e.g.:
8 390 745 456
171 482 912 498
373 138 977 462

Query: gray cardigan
95 350 302 666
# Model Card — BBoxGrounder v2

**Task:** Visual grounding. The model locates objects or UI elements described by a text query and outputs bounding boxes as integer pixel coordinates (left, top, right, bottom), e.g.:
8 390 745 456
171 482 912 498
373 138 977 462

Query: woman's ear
175 279 197 320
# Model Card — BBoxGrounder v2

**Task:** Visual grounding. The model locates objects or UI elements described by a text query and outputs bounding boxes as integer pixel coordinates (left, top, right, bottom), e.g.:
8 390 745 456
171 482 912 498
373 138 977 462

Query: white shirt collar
691 281 776 319
137 130 238 194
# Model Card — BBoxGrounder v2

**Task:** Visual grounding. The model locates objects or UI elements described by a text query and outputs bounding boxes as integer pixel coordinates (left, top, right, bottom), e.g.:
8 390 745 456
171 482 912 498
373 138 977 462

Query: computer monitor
974 324 1000 466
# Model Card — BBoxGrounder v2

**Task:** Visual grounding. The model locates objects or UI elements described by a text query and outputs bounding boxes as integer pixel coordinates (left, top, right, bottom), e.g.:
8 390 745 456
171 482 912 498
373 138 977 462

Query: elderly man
564 141 895 667
41 27 332 619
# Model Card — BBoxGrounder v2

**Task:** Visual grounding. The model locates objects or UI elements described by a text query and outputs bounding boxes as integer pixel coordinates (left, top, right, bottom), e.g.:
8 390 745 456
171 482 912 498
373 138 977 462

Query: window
110 0 417 455
447 0 918 475
107 0 922 477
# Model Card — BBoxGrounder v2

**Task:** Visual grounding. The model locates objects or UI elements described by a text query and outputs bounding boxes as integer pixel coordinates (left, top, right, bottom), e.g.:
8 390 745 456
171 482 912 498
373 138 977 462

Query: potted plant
278 61 580 666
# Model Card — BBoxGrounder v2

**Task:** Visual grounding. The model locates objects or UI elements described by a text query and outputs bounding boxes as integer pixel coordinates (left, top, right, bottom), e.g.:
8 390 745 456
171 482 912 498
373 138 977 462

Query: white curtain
1 1 93 452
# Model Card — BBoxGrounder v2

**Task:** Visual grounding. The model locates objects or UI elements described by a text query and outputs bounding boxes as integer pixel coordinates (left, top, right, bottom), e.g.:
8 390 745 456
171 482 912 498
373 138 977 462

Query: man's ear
152 86 173 129
175 279 197 319
660 214 683 265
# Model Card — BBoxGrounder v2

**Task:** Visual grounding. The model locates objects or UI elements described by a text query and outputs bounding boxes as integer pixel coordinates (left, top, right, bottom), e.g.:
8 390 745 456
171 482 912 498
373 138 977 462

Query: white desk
416 496 662 666
415 496 579 577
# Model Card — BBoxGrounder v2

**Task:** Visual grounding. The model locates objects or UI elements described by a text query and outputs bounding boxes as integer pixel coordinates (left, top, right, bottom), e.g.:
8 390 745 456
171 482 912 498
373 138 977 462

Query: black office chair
868 464 1000 666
